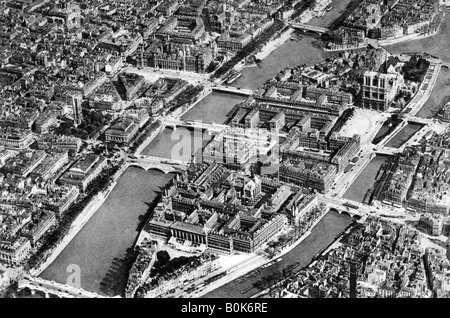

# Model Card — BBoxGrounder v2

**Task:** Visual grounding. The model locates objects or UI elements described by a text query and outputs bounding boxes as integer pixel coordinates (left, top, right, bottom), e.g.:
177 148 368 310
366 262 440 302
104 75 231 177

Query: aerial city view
1 0 450 301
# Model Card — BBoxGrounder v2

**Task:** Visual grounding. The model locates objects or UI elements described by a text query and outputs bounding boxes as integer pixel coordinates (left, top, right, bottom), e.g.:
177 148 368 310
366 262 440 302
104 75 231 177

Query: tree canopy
156 250 170 266
402 55 430 83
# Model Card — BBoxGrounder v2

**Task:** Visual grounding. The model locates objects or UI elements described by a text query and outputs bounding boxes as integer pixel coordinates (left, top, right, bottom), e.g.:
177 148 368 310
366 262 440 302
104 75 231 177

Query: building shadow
99 247 139 297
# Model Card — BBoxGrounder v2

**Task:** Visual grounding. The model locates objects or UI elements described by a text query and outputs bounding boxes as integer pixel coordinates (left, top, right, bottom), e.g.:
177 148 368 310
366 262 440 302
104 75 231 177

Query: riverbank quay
251 220 356 298
192 208 330 298
29 162 126 277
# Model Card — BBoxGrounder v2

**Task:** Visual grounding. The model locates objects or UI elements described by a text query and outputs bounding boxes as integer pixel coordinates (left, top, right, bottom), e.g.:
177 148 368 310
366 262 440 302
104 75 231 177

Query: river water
203 210 354 298
385 9 450 118
142 92 244 162
416 67 450 118
342 10 450 201
181 91 245 124
308 0 353 28
199 3 450 296
385 123 424 148
232 35 331 90
230 0 353 90
40 168 175 296
385 10 450 63
343 156 388 203
141 127 212 162
38 0 450 298
36 0 356 297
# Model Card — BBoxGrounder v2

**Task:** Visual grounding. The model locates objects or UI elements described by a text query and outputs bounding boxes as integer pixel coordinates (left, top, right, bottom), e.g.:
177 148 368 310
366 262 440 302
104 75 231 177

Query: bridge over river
18 275 114 298
161 118 230 134
126 155 189 174
317 194 367 218
212 85 254 96
290 23 331 35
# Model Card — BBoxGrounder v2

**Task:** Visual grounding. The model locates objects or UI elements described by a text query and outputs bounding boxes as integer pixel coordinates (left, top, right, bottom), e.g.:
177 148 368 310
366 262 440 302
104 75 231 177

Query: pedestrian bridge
291 23 330 35
17 275 109 298
126 156 188 174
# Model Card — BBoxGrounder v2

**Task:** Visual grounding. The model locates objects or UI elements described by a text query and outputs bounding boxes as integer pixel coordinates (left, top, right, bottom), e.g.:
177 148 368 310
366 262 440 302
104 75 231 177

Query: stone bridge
317 195 370 218
291 23 331 35
17 275 110 298
126 155 188 174
161 118 229 134
212 85 254 96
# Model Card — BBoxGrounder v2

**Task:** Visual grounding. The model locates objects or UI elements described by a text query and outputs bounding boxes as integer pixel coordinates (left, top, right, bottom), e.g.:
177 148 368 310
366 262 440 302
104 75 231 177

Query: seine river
385 123 424 148
38 0 450 297
36 0 355 297
385 9 450 63
231 35 332 90
40 168 175 296
230 0 352 90
141 92 244 162
181 91 245 124
385 9 450 117
343 156 388 203
204 210 354 298
343 9 450 199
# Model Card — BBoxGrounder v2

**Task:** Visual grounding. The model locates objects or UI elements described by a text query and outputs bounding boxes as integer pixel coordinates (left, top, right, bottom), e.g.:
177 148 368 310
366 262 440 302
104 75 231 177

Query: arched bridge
317 195 368 218
126 155 188 174
291 23 331 35
18 275 109 298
